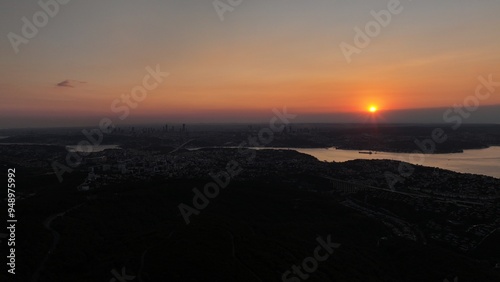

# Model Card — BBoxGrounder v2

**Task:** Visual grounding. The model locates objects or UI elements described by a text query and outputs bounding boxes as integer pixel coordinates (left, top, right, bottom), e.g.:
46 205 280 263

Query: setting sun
369 106 378 113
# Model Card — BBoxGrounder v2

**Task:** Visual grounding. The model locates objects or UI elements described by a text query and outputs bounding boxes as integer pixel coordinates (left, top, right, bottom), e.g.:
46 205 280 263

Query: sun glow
369 106 378 113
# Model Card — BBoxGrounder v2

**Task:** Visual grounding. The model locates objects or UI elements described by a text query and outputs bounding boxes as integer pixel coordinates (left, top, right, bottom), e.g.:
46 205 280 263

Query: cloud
56 80 87 88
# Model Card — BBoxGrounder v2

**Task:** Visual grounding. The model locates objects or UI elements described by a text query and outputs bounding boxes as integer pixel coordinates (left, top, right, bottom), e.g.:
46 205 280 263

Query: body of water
291 147 500 179
66 145 121 153
3 141 498 178
190 146 500 179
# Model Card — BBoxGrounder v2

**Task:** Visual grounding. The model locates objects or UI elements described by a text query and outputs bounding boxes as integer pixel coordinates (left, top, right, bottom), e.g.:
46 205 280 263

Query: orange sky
1 0 499 127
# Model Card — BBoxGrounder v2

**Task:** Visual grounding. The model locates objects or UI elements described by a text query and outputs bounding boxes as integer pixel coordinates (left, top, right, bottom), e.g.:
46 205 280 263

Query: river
190 146 500 179
285 147 500 179
65 145 121 153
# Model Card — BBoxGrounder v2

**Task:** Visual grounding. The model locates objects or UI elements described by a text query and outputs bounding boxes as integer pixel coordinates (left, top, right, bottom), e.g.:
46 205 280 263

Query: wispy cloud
56 80 87 88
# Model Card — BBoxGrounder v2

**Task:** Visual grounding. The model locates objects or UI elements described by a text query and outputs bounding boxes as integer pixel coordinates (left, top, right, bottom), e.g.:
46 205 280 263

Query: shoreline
187 145 500 155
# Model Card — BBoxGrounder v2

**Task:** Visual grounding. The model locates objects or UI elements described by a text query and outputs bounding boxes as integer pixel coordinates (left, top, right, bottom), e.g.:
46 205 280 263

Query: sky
1 0 499 128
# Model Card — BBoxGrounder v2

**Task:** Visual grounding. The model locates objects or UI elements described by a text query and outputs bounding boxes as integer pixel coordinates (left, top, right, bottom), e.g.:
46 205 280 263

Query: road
31 203 84 282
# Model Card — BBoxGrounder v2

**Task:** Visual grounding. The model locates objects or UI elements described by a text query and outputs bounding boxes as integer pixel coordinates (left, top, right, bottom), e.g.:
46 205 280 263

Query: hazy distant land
1 124 499 154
